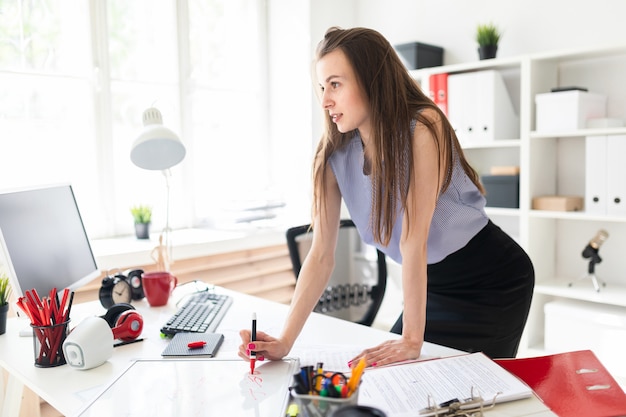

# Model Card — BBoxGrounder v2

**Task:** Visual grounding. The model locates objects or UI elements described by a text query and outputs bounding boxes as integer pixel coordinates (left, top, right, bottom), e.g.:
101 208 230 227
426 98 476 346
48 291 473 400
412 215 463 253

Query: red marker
250 312 257 374
188 341 206 349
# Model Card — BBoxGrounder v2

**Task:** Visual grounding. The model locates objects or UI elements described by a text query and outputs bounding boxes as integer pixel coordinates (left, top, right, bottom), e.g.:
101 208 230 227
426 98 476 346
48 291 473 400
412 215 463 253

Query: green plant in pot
476 22 501 60
130 204 152 239
0 273 12 335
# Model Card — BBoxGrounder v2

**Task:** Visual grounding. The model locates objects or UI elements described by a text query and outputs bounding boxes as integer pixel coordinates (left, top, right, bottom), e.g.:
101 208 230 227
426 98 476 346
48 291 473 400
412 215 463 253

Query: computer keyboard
160 291 233 337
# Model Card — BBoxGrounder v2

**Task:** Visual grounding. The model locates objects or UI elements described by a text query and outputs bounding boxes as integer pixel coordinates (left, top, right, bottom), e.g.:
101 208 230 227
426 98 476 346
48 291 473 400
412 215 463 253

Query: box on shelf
532 195 584 211
535 90 606 132
544 299 626 380
394 42 443 70
490 166 520 175
481 175 519 208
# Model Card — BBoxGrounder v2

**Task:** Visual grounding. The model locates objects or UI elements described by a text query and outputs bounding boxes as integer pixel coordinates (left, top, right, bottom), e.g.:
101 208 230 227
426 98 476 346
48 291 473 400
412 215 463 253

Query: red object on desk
495 350 626 417
187 341 206 349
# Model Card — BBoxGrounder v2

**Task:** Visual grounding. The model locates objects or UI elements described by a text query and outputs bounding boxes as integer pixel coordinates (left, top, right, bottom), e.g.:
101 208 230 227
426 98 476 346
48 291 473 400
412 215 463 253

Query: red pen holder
31 320 70 368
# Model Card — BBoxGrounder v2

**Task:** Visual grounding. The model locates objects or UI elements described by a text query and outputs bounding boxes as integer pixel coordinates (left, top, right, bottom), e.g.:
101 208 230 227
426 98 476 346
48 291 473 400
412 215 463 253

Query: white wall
354 0 626 64
266 0 314 227
266 0 360 225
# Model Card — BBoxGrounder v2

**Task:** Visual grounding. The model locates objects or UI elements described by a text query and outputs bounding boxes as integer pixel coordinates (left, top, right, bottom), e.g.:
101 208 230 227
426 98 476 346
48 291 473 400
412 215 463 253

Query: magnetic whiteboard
76 358 299 417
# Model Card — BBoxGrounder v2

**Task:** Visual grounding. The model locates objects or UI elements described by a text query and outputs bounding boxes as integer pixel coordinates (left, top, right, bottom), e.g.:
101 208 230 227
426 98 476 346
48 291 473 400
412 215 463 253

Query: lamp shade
130 107 186 170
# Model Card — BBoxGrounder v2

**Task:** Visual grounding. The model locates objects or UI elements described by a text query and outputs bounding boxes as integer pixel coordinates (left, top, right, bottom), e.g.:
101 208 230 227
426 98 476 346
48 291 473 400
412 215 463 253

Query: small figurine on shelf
151 233 170 272
570 229 609 292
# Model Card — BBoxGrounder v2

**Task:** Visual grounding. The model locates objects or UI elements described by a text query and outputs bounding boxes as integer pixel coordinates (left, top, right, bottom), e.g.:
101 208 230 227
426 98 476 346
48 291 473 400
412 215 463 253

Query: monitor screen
0 184 100 299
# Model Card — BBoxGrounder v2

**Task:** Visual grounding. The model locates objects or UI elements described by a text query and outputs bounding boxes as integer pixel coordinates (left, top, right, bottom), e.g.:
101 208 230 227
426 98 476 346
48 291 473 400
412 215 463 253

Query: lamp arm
161 168 173 266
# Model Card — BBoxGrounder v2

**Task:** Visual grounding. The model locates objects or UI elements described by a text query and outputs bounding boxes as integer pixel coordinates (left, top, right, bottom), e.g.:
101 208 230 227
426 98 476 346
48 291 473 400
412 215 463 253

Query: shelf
535 278 626 308
485 207 519 217
462 139 521 149
530 43 626 63
409 56 523 79
91 227 286 271
412 43 626 360
530 127 626 139
529 210 626 223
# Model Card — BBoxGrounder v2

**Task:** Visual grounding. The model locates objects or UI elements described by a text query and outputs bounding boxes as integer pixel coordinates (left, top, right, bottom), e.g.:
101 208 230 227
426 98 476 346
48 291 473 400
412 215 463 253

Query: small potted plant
130 204 152 239
475 22 501 60
0 272 12 335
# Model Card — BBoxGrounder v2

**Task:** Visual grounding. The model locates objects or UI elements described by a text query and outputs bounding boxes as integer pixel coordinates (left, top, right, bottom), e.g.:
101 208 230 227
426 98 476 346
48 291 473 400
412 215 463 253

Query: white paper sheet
291 344 439 374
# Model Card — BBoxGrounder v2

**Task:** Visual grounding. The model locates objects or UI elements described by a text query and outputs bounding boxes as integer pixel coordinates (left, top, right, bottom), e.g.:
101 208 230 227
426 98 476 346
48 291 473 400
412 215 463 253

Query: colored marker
315 362 324 392
187 341 206 349
250 312 257 374
347 357 366 395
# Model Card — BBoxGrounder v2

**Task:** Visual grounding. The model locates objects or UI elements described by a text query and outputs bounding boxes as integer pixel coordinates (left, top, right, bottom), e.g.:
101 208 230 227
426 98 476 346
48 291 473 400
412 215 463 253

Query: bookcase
410 45 626 369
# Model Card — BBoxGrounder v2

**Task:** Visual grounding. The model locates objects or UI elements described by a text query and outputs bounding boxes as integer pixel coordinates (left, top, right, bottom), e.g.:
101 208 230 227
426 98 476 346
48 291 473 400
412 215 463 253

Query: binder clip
419 387 500 417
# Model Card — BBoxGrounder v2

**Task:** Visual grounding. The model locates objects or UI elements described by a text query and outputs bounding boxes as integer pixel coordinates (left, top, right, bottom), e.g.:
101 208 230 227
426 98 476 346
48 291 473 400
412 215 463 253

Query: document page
357 352 532 417
292 344 439 374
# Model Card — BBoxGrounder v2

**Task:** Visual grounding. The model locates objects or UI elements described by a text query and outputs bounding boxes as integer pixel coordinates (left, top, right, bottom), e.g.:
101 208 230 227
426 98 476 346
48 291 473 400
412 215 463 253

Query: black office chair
285 219 387 326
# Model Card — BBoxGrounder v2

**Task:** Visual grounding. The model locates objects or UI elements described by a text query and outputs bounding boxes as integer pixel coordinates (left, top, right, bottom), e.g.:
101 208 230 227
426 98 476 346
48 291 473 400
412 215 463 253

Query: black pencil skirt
391 220 535 359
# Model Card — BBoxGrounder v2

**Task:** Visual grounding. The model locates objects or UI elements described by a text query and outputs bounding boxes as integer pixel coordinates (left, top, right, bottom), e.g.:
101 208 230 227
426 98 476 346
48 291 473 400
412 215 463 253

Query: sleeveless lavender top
328 131 488 264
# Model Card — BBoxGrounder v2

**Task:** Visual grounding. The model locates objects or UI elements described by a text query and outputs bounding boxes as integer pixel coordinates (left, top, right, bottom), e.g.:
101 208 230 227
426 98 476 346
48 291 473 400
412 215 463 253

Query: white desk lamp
130 107 186 270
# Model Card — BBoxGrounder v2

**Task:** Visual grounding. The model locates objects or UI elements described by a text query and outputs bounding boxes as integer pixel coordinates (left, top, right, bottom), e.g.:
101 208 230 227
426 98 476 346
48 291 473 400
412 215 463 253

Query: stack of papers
357 352 533 417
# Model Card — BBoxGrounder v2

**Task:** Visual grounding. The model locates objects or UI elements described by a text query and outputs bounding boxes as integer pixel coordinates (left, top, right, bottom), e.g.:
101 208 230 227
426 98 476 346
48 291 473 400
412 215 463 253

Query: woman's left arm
351 109 446 367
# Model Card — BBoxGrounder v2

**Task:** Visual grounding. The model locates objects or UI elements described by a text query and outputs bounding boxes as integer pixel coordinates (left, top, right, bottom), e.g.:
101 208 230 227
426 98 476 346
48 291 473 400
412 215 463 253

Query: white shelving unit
411 45 626 365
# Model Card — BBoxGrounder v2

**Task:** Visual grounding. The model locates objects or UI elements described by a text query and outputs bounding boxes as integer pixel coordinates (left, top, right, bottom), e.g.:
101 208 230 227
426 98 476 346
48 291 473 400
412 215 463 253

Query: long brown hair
312 27 483 245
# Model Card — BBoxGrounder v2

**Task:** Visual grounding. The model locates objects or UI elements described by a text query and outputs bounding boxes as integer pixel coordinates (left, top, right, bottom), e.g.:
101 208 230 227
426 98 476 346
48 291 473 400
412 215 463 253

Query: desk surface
0 288 556 417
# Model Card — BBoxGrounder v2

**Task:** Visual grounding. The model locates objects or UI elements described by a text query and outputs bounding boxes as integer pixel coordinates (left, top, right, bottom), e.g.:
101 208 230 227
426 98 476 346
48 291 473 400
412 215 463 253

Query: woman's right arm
238 164 342 361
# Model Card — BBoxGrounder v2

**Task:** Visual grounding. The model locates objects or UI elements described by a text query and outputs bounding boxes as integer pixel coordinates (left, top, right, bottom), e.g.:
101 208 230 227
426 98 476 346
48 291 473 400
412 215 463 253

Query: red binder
495 350 626 417
428 73 438 103
428 73 448 116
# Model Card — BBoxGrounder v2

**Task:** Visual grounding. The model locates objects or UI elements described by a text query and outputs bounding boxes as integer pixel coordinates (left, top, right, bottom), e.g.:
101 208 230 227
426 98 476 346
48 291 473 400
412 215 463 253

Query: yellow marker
347 357 366 395
286 403 299 417
315 362 324 392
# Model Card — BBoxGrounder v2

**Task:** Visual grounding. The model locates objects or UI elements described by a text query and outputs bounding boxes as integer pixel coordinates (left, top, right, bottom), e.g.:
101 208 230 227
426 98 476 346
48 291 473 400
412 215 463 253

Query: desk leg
1 371 24 417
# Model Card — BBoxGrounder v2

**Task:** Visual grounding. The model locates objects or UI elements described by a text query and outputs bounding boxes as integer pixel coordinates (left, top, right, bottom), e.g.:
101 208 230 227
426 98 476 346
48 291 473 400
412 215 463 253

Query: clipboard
74 358 300 417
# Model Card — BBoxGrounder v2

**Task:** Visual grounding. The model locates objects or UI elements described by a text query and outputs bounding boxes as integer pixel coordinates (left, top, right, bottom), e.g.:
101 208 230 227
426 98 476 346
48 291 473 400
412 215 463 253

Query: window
0 0 276 239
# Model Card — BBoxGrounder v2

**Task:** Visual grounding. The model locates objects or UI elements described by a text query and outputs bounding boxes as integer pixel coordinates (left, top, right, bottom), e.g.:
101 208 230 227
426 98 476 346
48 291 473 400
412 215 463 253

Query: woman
239 27 534 367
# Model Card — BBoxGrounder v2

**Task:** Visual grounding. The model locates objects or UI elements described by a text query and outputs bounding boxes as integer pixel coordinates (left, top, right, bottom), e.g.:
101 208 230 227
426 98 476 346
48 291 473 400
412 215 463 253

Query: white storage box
535 91 606 132
544 299 626 379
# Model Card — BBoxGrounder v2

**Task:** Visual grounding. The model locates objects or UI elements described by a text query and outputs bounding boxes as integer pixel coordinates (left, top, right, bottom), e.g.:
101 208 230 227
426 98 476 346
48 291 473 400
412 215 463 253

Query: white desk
0 288 555 417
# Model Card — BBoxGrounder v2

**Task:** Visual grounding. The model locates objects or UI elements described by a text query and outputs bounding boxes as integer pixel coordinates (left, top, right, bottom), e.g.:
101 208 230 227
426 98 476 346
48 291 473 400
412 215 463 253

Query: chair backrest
285 219 387 326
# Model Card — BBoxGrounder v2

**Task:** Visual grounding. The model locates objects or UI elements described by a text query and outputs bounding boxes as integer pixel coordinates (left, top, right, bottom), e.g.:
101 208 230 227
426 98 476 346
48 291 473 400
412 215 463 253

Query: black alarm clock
125 269 145 300
99 273 133 309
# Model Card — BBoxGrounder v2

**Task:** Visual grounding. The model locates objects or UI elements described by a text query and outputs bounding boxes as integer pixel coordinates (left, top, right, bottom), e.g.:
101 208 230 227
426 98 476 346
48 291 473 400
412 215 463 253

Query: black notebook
161 332 224 357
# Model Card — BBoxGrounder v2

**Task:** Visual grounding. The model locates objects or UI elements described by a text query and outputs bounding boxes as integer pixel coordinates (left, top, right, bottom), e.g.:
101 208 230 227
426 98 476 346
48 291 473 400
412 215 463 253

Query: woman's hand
238 329 291 362
349 337 424 368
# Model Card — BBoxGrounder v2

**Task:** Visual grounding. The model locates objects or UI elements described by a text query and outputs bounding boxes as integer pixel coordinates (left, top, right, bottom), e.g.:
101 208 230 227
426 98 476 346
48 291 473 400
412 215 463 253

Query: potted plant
130 204 152 239
475 22 501 60
0 272 12 335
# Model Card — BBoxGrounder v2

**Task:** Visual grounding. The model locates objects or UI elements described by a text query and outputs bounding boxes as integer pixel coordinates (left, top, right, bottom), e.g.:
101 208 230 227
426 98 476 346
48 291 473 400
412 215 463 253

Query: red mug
142 271 178 307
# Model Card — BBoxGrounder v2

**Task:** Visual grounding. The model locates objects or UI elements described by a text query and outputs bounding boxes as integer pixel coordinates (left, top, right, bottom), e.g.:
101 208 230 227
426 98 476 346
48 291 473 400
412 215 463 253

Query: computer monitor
0 184 100 299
